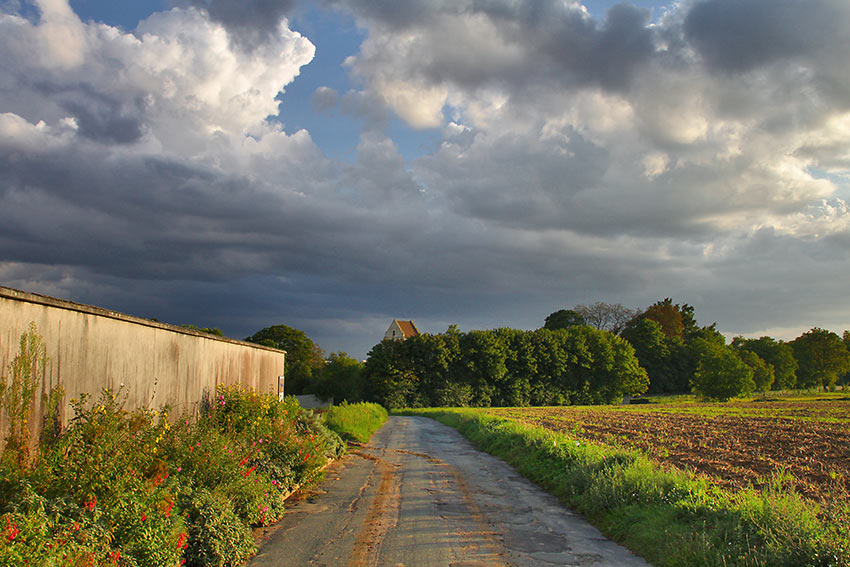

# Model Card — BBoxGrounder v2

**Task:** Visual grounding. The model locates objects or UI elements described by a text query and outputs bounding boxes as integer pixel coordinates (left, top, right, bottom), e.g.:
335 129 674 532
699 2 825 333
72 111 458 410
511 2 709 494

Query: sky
1 0 849 359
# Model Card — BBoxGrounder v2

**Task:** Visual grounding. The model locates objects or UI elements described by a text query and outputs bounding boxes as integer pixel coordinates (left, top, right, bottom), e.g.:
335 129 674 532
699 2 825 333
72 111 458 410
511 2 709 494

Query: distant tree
739 350 775 392
543 309 587 330
363 339 421 409
791 328 850 390
691 340 755 401
620 319 673 393
573 302 639 334
313 352 367 403
641 298 685 339
245 325 325 394
731 336 798 389
180 324 224 336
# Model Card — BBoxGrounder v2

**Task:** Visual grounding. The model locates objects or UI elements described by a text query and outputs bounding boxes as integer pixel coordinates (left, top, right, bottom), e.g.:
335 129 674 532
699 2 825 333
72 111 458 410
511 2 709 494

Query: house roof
395 319 420 338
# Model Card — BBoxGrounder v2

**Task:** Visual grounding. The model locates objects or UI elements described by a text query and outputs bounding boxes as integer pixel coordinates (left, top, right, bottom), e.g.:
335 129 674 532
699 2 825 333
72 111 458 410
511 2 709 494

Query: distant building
384 319 420 341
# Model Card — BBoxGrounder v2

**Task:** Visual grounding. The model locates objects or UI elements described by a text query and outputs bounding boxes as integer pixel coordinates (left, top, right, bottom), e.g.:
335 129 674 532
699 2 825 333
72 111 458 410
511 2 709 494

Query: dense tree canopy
731 336 797 390
245 325 325 394
364 326 648 409
791 328 850 390
311 352 367 403
543 309 587 330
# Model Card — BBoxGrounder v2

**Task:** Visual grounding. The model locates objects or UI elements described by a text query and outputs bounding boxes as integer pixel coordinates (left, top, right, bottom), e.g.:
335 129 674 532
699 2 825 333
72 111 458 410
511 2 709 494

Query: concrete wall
0 286 285 444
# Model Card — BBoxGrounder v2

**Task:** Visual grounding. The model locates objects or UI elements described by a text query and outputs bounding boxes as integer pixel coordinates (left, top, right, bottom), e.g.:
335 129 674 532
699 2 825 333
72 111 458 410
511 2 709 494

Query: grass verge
324 402 388 443
399 408 849 567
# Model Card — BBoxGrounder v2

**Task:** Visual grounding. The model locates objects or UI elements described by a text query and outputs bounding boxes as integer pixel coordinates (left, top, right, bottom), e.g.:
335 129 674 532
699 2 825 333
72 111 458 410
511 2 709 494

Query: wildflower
6 523 19 542
141 513 147 522
85 496 97 512
177 467 182 472
176 532 188 550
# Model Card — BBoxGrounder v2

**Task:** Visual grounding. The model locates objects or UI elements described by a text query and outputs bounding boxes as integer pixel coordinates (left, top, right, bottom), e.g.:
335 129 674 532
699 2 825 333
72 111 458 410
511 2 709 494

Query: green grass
323 402 388 443
399 407 850 567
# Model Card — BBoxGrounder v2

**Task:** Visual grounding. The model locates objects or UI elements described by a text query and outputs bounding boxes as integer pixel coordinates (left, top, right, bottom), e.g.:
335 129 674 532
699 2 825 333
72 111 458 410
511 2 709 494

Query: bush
183 488 255 567
691 342 755 401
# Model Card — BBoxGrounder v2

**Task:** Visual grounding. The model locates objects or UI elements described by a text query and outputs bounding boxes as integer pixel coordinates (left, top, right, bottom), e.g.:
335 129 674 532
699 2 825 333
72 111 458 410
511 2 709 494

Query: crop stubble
486 400 850 503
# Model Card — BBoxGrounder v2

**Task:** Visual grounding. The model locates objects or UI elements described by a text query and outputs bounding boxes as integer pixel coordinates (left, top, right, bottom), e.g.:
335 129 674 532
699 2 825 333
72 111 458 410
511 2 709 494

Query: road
247 416 651 567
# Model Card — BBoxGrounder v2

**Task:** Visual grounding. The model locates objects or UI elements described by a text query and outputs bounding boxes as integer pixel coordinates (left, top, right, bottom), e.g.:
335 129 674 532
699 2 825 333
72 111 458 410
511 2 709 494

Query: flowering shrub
0 374 345 566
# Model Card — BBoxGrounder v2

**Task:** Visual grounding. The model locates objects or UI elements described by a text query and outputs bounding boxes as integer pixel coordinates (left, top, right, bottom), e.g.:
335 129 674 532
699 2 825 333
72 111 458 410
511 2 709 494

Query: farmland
485 396 850 504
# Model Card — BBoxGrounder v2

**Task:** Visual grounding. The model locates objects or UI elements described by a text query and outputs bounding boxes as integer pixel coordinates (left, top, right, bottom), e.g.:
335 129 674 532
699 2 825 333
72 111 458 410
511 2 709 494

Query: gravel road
246 415 652 567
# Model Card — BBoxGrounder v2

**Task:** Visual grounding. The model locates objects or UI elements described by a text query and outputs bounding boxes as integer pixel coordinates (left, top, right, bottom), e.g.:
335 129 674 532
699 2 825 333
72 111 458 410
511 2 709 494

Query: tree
620 318 673 393
791 328 850 390
641 298 685 339
181 324 224 336
739 350 775 392
691 341 755 401
543 309 586 330
731 336 797 389
245 325 325 394
573 302 639 334
313 352 367 403
363 339 421 409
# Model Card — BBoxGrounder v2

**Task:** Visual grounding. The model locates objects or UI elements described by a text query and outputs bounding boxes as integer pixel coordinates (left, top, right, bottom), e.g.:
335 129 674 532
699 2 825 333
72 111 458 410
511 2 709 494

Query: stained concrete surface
247 416 652 567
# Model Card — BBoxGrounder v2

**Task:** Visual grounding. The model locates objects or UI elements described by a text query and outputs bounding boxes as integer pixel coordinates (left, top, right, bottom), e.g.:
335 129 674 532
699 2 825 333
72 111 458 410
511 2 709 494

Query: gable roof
396 319 420 338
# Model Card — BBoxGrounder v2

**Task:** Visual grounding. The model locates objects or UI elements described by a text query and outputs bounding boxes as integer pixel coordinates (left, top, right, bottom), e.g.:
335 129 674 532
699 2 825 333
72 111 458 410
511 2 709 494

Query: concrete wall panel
0 287 285 446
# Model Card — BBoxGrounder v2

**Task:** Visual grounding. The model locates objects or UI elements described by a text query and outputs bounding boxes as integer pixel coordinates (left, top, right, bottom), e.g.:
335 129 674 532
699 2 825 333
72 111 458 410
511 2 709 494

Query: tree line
241 299 850 408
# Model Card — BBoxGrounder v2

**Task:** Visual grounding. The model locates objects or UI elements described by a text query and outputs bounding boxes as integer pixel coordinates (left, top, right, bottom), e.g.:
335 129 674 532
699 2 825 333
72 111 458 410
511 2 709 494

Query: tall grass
402 408 849 567
324 402 388 443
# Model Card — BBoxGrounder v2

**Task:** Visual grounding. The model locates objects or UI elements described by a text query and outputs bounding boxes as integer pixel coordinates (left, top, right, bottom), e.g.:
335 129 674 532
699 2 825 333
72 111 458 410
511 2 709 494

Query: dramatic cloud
2 0 850 357
183 0 297 49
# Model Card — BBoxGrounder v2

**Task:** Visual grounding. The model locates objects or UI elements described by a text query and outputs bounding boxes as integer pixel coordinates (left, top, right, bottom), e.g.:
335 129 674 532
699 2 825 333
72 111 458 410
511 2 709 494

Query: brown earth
486 401 850 503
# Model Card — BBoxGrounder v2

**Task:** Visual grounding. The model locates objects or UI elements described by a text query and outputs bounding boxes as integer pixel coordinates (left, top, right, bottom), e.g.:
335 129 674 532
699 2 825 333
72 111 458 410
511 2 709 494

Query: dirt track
246 416 650 567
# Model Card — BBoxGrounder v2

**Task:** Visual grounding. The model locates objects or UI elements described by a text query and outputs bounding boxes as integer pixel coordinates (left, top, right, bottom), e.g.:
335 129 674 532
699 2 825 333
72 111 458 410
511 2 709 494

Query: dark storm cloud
523 2 655 91
684 0 847 73
184 0 296 48
59 99 143 144
330 0 656 93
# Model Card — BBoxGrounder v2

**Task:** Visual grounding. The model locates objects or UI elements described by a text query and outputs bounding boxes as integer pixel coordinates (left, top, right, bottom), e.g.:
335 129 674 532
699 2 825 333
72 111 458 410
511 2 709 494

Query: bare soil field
486 400 850 503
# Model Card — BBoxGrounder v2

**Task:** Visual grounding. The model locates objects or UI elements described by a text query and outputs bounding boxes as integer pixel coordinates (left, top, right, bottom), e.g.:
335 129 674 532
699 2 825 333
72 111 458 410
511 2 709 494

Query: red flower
7 525 19 541
84 496 97 512
141 513 147 522
176 532 188 550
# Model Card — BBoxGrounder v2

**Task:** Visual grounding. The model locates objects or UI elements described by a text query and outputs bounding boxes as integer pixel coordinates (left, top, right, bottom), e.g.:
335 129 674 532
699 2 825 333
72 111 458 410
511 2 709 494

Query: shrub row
402 408 850 567
1 385 346 567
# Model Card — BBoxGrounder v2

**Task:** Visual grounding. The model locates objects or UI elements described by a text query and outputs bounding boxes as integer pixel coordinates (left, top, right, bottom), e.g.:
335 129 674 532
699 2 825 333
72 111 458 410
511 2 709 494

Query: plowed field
486 400 850 503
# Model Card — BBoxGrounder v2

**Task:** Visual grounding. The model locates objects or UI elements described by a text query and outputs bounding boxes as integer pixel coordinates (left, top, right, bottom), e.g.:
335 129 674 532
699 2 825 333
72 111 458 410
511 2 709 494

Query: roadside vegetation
323 402 388 443
403 406 850 567
0 325 355 567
